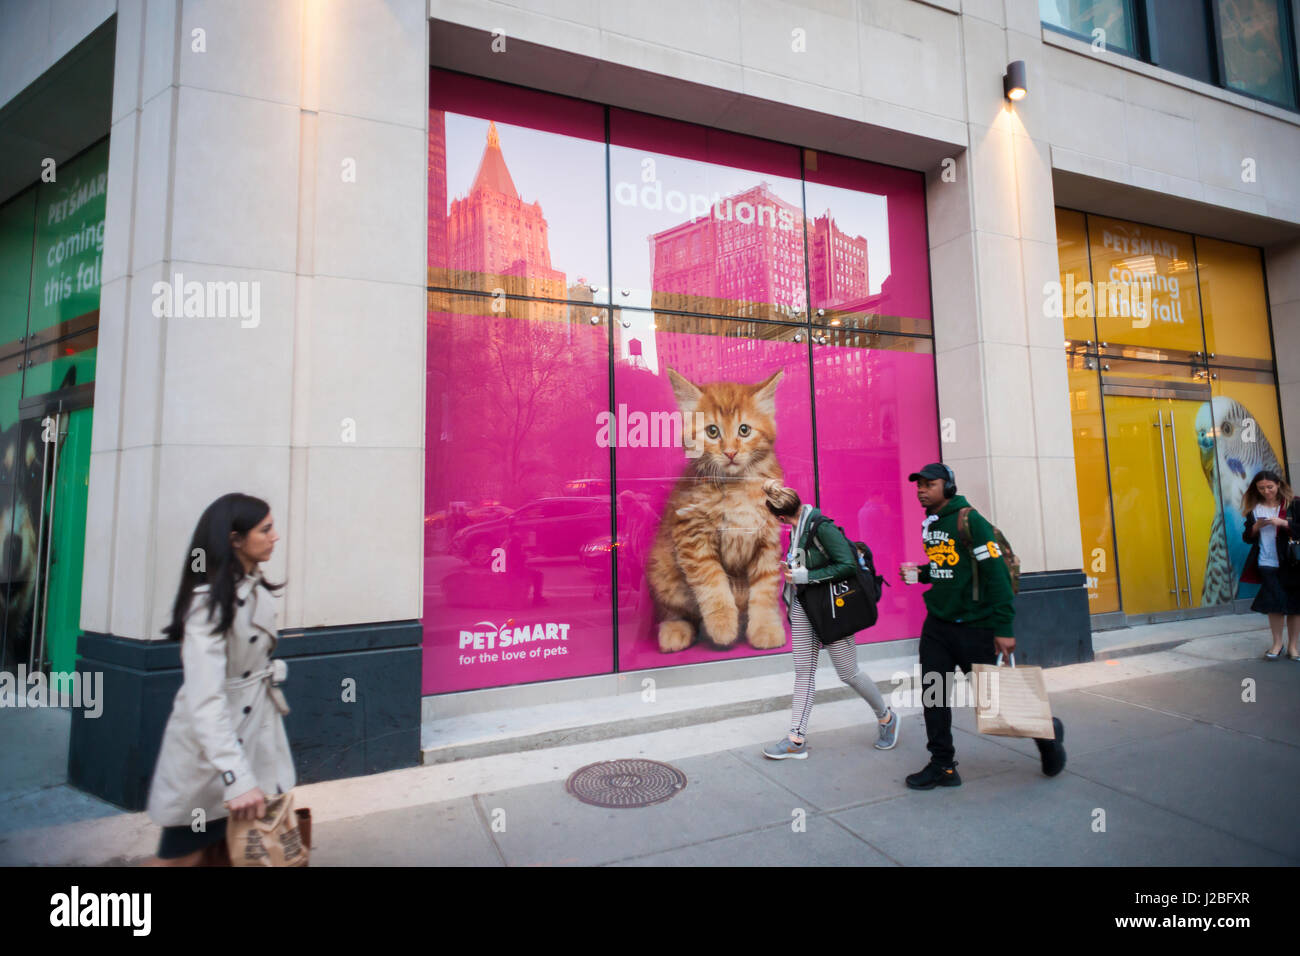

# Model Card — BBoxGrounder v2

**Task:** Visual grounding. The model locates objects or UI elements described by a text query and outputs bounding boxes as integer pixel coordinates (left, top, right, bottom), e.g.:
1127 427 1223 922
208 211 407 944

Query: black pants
918 614 1000 766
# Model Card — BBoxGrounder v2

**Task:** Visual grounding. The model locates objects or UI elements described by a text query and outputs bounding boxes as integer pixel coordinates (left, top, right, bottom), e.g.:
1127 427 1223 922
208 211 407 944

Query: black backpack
806 515 887 603
798 515 887 643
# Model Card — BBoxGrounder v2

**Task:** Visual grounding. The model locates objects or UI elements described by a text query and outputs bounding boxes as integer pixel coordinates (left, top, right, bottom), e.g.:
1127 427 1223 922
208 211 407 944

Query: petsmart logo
459 620 571 650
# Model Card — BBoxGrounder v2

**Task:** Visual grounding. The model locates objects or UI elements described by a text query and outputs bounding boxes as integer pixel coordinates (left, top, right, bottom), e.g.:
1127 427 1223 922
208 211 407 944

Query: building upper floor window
1042 0 1299 110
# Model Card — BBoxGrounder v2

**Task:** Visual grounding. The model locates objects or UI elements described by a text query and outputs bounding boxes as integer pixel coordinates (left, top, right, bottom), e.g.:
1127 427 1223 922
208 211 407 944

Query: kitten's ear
666 367 702 414
751 369 784 418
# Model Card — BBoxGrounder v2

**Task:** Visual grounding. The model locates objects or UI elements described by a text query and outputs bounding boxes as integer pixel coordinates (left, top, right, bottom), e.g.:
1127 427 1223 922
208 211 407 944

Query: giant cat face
666 368 783 477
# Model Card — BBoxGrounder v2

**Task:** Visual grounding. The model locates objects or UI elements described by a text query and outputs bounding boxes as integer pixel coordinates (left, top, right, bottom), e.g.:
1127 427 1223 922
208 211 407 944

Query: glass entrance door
2 389 94 676
1102 375 1221 614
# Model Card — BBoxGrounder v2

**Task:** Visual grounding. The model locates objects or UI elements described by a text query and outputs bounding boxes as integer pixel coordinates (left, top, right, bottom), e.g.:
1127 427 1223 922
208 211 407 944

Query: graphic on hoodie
647 369 788 652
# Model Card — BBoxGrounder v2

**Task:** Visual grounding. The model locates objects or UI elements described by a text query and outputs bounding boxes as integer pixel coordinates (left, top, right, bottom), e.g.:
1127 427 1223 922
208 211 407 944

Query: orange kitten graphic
647 368 788 652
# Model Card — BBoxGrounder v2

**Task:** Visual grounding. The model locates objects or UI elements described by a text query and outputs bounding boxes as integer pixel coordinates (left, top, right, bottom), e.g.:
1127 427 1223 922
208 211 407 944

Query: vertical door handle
1166 412 1193 604
33 410 63 674
1155 410 1181 605
29 417 53 672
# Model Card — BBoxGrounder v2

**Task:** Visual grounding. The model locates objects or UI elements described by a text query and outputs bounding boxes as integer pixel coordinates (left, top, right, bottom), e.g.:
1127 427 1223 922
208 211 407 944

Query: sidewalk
2 615 1296 865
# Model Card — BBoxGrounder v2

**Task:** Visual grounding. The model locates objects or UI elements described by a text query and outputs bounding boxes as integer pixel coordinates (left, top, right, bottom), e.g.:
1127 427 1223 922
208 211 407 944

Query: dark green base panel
67 621 422 812
1013 570 1094 667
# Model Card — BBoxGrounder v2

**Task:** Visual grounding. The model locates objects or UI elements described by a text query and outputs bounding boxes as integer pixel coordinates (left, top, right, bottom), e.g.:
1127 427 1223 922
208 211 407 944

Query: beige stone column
82 0 428 641
924 1 1083 574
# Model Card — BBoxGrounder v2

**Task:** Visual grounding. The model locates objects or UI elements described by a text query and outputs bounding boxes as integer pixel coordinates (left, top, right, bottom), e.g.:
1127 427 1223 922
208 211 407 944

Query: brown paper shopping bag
971 654 1055 739
226 791 310 867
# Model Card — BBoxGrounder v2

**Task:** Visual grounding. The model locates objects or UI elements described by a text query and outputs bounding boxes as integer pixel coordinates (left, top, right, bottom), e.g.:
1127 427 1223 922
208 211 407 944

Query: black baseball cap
908 462 952 483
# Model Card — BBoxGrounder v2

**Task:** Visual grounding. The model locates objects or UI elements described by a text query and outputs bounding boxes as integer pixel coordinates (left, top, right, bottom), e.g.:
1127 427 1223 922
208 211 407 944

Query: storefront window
1219 0 1298 107
1205 366 1288 604
1057 208 1288 618
609 110 805 321
804 151 931 333
0 139 106 676
1196 236 1274 364
612 315 814 668
423 293 614 694
810 331 938 641
1087 215 1201 355
426 74 939 693
1055 208 1095 344
429 70 608 301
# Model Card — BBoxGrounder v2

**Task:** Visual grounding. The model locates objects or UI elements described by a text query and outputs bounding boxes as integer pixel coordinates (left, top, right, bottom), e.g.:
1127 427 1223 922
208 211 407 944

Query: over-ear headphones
941 464 956 499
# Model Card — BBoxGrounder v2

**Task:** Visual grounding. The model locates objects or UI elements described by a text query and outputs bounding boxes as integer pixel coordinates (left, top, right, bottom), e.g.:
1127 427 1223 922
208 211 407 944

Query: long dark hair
163 493 283 641
1241 470 1294 516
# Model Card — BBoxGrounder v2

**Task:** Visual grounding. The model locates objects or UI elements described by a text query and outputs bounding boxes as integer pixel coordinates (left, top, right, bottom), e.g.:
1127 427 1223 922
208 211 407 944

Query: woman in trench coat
145 493 296 865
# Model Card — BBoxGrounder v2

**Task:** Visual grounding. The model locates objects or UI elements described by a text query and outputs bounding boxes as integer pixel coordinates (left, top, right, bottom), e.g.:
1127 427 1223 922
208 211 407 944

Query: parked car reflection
449 496 610 567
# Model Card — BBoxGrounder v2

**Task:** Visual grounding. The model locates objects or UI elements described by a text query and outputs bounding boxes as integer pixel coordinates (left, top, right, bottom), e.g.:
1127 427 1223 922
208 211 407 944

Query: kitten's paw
746 613 787 649
702 606 740 647
658 620 695 653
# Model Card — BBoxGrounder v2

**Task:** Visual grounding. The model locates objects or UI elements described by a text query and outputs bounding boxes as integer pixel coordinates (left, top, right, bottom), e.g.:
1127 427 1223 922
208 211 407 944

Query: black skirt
1251 565 1300 615
157 817 228 859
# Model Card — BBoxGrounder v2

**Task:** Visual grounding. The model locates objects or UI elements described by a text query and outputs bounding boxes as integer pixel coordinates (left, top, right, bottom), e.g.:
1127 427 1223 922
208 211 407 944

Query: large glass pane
0 189 36 352
21 330 97 397
613 314 813 670
429 70 609 301
1199 366 1287 605
813 330 938 643
1147 0 1217 83
422 293 613 693
1040 0 1137 53
1219 0 1298 107
1087 214 1202 353
27 140 108 337
610 110 806 321
1055 208 1096 343
804 151 931 333
1196 237 1274 366
1067 357 1120 612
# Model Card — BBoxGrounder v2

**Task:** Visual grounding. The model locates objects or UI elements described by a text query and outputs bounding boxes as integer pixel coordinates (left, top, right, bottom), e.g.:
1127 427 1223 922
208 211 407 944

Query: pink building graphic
444 120 567 308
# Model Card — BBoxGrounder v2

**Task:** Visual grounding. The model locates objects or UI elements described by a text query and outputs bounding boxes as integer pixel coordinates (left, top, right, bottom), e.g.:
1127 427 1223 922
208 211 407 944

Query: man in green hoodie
898 463 1065 789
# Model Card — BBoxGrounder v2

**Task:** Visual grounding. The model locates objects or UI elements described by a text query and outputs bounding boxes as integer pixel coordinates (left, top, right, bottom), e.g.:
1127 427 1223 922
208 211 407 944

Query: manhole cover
565 759 688 808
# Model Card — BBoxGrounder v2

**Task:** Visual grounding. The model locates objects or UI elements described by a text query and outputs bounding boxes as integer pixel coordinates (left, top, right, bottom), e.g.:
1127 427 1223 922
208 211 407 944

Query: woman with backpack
761 480 898 759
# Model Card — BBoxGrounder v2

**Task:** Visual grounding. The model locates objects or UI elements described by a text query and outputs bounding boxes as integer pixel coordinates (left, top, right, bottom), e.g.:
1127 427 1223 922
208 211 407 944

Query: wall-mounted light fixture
1003 60 1027 101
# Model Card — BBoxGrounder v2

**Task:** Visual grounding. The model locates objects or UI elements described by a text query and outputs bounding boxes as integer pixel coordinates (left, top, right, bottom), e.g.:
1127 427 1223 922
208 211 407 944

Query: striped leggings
788 594 888 738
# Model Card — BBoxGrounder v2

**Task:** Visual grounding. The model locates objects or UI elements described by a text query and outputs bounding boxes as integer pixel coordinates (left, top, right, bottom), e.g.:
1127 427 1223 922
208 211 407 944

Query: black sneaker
1035 717 1066 776
905 761 961 790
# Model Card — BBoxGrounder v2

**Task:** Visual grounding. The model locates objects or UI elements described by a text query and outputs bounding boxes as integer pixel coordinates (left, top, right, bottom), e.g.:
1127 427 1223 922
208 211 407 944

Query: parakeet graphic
1196 396 1282 605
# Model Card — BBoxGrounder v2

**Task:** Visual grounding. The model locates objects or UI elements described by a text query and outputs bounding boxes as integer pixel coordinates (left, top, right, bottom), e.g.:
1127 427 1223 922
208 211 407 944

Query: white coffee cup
902 564 919 584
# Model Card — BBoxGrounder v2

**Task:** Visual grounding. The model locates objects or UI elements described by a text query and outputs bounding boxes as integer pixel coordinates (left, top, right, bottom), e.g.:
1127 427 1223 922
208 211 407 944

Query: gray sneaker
763 736 808 760
874 708 899 750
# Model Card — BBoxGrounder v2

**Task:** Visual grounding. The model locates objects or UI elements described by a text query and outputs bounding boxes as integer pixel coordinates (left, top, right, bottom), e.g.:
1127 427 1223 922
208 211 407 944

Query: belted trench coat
146 569 296 828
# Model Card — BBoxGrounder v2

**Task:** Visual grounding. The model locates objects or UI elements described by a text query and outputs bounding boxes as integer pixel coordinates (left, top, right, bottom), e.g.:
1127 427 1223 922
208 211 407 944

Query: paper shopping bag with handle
971 653 1055 739
226 790 310 867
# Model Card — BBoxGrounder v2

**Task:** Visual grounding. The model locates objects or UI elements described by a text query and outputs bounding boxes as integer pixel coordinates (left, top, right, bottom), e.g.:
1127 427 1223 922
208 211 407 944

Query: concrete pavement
1 617 1297 866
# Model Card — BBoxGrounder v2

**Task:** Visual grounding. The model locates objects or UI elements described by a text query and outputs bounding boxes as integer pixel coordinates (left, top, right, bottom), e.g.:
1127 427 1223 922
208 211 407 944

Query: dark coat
1240 499 1298 584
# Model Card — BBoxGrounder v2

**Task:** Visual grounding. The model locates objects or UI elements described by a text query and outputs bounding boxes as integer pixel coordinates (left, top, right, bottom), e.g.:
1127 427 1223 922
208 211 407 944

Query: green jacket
917 495 1015 636
788 506 859 585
